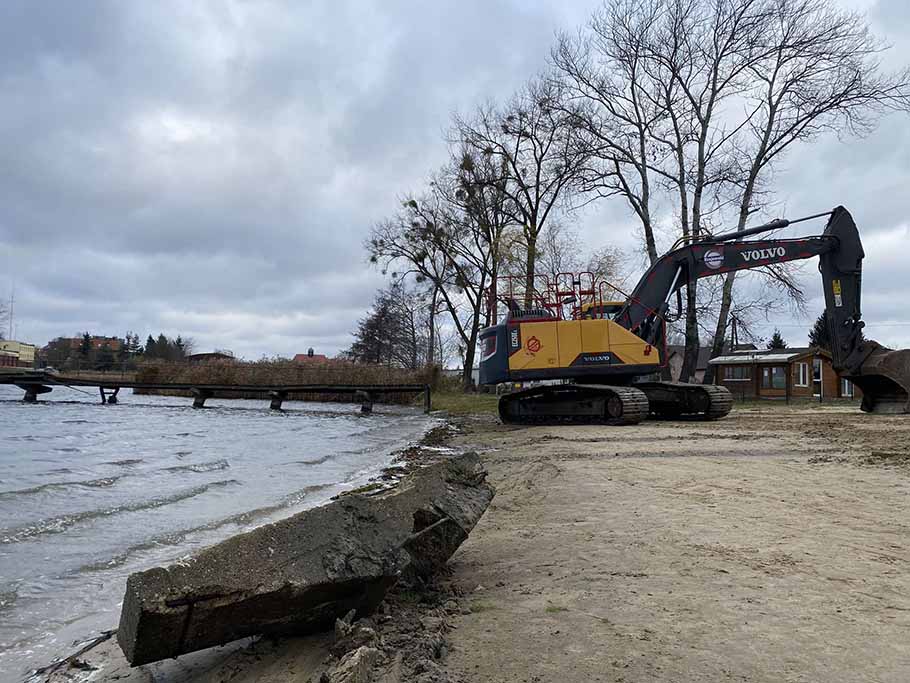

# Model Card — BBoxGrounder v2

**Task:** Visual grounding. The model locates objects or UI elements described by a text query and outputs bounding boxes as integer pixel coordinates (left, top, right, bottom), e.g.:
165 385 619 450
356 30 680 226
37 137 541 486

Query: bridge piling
356 390 373 414
268 390 286 411
192 388 212 409
17 383 52 403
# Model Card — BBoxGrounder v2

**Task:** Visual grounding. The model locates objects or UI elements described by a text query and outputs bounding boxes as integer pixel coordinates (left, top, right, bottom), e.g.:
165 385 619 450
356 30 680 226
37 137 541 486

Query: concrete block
116 452 493 666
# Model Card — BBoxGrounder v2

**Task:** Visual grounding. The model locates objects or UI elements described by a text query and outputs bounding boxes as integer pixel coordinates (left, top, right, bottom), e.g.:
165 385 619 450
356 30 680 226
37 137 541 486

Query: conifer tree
766 329 788 350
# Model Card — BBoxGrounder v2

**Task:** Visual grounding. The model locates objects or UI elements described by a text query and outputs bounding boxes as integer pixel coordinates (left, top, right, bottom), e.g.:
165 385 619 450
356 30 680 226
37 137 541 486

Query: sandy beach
444 404 910 682
41 402 910 682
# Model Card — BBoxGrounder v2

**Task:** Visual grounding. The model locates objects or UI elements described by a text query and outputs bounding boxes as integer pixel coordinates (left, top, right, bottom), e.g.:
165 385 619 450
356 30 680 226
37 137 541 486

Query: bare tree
555 0 909 382
537 223 626 291
702 0 910 382
553 0 671 265
455 77 589 306
346 283 431 369
367 149 518 388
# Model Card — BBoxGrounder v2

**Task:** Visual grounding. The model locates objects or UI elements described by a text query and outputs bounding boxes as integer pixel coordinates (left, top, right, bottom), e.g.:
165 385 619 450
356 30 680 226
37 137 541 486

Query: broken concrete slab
117 452 493 666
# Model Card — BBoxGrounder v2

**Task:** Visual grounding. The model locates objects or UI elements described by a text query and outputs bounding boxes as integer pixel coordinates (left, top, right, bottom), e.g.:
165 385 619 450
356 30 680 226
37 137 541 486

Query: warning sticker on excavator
527 336 541 353
833 279 843 307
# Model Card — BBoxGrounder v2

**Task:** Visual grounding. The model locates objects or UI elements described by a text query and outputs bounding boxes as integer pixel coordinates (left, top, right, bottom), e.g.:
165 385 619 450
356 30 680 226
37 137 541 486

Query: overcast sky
2 0 909 359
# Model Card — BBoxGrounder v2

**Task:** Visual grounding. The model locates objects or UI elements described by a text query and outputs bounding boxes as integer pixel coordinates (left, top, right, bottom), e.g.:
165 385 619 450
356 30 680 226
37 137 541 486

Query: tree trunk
461 294 484 392
486 263 498 327
523 230 537 309
427 288 437 368
702 272 735 384
703 179 757 384
679 281 700 382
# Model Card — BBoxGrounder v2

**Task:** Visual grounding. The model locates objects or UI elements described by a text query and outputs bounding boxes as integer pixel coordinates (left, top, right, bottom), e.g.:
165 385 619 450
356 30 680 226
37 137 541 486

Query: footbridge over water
0 369 431 413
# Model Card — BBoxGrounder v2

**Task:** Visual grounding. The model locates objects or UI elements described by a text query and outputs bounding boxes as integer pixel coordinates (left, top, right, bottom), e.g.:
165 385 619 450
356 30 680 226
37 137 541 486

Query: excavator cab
579 301 625 320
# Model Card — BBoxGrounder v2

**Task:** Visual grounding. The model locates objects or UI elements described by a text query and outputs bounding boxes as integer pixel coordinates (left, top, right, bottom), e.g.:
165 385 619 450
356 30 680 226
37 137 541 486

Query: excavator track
635 382 733 421
498 384 649 426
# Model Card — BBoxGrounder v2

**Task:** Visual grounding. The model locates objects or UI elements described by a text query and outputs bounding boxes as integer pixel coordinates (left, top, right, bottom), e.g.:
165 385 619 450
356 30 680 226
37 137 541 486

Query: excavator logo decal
742 246 786 262
704 249 724 269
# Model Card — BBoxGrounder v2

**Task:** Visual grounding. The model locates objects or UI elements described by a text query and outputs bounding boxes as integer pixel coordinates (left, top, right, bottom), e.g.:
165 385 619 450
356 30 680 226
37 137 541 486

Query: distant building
709 347 859 400
78 336 123 352
0 340 37 368
294 348 330 363
663 345 716 383
42 336 123 354
663 343 757 383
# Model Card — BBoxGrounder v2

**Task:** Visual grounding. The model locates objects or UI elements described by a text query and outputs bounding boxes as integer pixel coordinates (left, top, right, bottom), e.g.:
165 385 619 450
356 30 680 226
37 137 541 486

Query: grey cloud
3 0 910 358
1 0 582 358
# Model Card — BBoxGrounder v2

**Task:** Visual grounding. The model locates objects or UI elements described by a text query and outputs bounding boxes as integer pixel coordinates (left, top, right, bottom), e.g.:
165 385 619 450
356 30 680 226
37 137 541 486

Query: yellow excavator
478 207 910 425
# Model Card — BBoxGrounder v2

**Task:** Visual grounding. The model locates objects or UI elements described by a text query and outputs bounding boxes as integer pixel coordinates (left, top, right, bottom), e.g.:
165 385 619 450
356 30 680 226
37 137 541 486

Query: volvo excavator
478 206 910 425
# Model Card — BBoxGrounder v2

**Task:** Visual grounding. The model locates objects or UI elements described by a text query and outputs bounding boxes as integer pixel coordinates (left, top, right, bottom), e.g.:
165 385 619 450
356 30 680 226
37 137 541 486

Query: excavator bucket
848 344 910 414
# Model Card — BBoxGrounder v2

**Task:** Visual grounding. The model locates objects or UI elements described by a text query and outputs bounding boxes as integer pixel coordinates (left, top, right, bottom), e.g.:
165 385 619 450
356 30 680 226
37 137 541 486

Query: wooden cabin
708 347 860 401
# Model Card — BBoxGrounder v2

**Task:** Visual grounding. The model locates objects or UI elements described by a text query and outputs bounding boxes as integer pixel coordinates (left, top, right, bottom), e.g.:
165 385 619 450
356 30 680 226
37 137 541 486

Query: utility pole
7 284 13 341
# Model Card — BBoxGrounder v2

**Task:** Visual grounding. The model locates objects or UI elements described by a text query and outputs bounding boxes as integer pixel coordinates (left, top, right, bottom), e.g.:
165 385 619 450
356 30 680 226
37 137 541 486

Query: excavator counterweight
479 206 910 424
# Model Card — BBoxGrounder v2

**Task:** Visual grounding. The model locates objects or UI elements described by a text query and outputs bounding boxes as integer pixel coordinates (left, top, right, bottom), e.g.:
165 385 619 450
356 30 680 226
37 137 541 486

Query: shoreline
34 401 910 682
30 409 467 683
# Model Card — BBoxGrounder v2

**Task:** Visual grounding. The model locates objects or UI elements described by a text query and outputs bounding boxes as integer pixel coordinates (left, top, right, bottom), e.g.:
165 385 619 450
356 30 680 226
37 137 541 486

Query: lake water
0 385 437 680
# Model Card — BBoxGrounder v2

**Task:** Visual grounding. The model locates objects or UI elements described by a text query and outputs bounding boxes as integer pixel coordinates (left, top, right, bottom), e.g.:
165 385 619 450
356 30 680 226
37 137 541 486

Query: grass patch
545 604 569 614
430 391 500 416
469 600 497 613
343 481 385 496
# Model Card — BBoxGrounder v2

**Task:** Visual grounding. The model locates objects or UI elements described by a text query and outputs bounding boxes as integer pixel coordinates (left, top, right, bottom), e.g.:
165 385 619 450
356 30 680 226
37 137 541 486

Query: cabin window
761 366 787 390
795 362 809 387
481 334 497 361
723 366 751 381
841 378 854 398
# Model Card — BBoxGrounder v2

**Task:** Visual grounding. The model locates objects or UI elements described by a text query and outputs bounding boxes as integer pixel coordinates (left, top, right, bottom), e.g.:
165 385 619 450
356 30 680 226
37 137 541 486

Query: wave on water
103 459 144 467
0 479 241 544
77 481 337 572
163 459 230 473
0 589 17 614
0 476 123 499
288 453 336 467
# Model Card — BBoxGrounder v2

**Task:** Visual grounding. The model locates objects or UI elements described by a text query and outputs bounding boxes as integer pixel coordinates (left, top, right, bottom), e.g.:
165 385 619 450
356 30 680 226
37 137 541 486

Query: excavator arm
614 206 909 413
